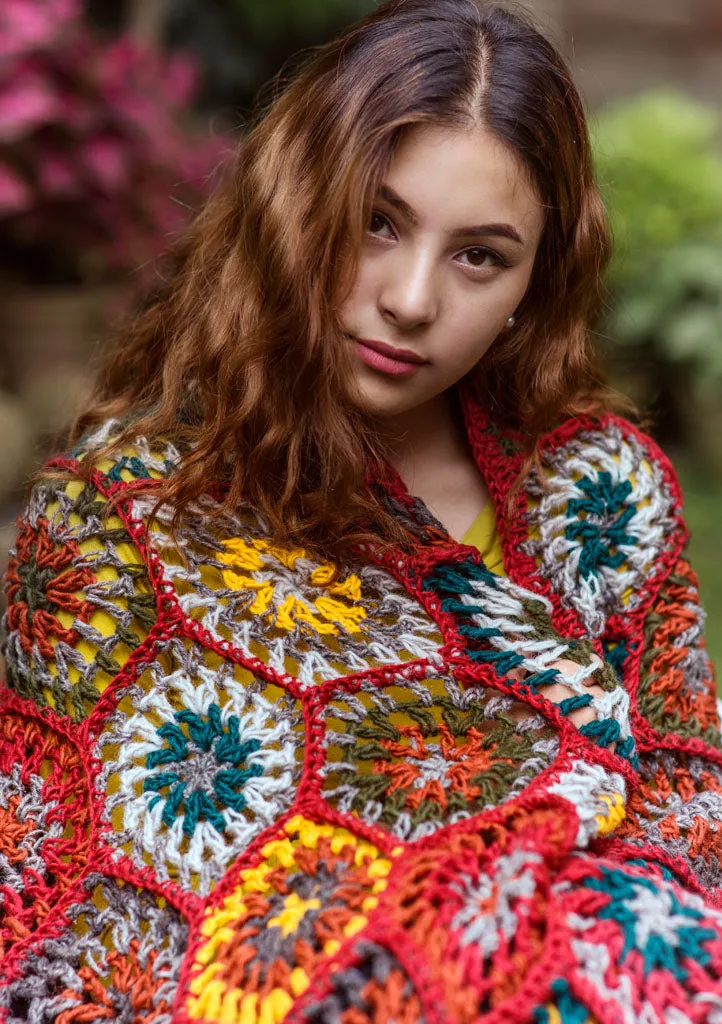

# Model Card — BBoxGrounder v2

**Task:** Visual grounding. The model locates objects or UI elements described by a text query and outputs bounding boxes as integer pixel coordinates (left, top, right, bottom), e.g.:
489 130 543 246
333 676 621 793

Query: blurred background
1 0 721 670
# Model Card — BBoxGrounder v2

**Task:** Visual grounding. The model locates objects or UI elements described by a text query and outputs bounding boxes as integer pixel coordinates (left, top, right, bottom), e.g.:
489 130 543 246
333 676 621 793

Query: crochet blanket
1 386 721 1024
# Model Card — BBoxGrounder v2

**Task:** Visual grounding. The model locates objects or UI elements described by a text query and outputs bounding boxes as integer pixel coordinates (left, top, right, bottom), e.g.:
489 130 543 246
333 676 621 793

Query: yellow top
461 501 506 575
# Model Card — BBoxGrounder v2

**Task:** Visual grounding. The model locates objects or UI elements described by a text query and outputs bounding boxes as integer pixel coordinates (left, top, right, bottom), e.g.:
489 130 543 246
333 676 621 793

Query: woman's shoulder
2 417 171 720
58 414 185 489
537 410 682 488
517 409 689 637
529 408 687 525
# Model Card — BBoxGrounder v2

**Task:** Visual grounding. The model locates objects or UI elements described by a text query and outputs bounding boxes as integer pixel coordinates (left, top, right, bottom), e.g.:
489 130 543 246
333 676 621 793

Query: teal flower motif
565 472 637 579
107 456 152 483
143 703 263 837
585 866 716 981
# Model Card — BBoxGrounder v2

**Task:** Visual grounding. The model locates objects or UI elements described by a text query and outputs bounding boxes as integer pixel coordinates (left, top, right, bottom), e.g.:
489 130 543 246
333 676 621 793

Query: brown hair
70 0 621 563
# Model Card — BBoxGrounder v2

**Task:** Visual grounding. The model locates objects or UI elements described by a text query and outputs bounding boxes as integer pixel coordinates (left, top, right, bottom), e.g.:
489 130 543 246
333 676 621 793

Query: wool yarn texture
1 379 721 1024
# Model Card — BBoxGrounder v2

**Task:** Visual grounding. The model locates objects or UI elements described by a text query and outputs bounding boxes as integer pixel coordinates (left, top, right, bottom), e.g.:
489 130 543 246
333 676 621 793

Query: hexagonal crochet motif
521 422 681 636
132 493 445 686
319 667 560 842
98 637 305 895
370 804 575 1024
185 814 403 1023
615 749 722 892
0 873 188 1024
554 854 722 1019
0 712 92 961
3 477 155 720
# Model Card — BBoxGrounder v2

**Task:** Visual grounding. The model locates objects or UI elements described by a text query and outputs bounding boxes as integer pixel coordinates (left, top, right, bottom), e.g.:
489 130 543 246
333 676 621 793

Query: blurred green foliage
227 0 374 39
163 0 375 115
593 91 722 685
592 90 722 400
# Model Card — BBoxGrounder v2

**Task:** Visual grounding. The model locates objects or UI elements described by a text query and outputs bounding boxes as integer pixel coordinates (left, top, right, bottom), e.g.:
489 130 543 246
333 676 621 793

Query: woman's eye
367 215 508 272
368 210 391 235
460 247 507 271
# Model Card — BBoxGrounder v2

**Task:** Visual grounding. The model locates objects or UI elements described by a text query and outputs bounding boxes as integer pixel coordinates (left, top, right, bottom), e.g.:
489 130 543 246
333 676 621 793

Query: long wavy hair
69 0 620 563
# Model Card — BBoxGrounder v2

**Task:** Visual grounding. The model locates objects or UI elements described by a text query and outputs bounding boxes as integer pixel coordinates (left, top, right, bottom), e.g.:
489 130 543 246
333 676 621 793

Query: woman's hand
504 656 613 743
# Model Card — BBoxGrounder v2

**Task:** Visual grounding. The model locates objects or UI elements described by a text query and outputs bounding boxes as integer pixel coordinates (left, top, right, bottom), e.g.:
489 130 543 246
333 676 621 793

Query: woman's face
339 123 546 420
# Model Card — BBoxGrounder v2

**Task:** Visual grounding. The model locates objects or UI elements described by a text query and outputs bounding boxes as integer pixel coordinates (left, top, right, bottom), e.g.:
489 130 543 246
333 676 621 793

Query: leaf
665 305 722 364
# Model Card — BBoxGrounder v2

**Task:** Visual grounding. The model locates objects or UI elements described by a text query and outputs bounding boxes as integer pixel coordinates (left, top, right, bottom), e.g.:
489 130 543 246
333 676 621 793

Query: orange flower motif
5 515 95 659
374 724 513 811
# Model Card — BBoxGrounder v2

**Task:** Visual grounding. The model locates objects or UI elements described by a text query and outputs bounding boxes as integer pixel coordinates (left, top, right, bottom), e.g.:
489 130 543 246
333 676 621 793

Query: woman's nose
379 249 439 329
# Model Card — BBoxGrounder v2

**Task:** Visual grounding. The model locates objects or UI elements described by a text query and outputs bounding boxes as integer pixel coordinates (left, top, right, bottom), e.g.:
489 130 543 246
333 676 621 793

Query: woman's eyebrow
378 184 525 245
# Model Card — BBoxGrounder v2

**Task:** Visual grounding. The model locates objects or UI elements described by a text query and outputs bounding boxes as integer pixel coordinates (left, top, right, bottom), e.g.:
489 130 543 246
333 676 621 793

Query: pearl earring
506 315 516 328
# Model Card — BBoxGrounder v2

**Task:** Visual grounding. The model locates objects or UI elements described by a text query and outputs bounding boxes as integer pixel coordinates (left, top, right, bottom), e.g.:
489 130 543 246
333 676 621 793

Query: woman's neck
379 391 464 475
375 388 491 540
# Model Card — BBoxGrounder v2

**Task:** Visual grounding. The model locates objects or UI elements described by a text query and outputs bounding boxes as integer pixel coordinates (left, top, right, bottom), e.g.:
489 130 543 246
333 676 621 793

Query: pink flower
0 163 31 213
0 66 61 141
81 135 129 192
162 54 198 108
0 0 78 59
0 1 229 284
38 153 78 197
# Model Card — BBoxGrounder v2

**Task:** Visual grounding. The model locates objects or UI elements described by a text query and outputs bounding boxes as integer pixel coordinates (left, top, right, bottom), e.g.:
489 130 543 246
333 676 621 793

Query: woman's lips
354 338 426 377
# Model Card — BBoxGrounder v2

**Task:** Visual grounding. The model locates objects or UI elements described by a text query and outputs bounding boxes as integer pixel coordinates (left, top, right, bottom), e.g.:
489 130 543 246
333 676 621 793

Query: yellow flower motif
284 814 335 847
267 891 322 937
595 792 626 835
218 536 265 573
218 537 366 636
188 816 396 1023
188 984 296 1024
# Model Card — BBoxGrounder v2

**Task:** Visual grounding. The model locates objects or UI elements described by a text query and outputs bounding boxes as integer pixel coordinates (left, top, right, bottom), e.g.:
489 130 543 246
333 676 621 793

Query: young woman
1 1 721 1021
